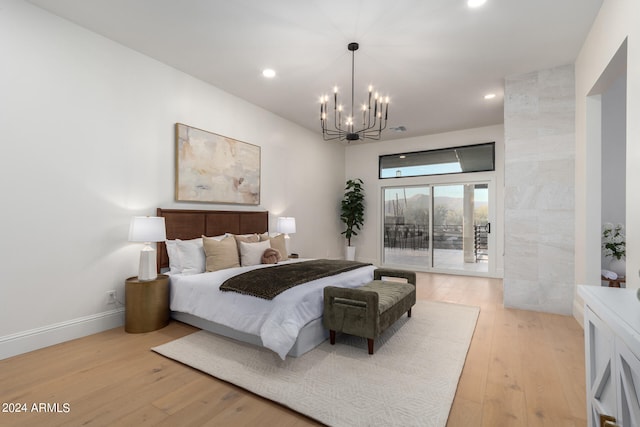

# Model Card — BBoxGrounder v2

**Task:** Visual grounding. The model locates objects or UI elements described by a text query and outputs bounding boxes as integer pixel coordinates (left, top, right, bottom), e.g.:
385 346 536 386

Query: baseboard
0 308 125 360
573 295 585 329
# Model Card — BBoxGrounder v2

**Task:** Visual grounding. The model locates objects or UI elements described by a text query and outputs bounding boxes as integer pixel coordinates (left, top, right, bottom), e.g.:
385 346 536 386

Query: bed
156 208 376 359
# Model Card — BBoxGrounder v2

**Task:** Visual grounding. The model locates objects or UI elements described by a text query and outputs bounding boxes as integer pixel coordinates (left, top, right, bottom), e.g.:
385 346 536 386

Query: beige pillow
269 234 288 260
203 235 240 272
234 233 260 244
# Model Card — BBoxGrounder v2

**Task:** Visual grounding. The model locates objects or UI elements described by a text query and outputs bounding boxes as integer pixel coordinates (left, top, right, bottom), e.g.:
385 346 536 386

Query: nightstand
125 274 170 333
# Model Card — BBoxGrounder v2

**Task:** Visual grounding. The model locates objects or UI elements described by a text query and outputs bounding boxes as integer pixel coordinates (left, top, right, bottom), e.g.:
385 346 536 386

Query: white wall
574 0 639 321
0 0 345 358
601 74 626 227
344 125 505 276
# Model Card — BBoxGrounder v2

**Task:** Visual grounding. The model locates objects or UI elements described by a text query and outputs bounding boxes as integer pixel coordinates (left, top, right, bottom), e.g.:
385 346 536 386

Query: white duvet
169 259 376 359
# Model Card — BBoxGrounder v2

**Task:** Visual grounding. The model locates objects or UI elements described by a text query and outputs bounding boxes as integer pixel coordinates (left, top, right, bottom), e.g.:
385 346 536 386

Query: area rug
152 300 479 427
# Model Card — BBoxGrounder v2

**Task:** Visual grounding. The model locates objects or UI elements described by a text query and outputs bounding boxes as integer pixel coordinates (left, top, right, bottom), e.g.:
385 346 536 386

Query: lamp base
138 246 157 281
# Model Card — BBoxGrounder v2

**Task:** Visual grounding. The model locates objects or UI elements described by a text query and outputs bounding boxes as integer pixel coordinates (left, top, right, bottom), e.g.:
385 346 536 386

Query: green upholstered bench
323 268 416 354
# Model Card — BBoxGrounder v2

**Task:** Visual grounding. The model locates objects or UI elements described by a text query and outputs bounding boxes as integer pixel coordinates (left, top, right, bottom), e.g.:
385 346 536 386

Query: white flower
602 222 625 260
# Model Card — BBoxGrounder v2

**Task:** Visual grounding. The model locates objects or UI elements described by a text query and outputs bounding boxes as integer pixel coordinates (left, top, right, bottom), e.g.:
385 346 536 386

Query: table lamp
277 217 296 256
129 216 166 281
277 217 296 238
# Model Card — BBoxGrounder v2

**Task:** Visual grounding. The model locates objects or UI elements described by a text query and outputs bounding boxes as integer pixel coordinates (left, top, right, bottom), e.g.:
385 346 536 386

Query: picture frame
175 123 260 205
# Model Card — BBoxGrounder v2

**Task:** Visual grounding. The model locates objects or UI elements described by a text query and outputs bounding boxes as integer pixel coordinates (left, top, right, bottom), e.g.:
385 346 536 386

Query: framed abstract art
175 123 260 205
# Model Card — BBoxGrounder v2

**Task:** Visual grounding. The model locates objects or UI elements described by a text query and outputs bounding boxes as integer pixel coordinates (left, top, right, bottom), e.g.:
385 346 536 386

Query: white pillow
166 235 225 274
176 238 206 275
239 240 271 267
164 240 182 274
166 237 202 274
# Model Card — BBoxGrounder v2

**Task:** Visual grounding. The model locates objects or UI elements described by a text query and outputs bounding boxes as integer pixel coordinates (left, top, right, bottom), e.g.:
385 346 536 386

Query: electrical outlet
106 290 117 305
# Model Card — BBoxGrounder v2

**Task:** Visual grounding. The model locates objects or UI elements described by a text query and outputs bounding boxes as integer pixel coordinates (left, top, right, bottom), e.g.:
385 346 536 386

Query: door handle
600 414 618 427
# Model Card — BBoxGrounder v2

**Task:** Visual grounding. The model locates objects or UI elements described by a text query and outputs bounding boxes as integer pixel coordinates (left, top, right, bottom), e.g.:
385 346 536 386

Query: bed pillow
268 233 288 260
239 240 271 267
176 239 206 275
164 240 182 274
233 233 260 247
234 233 260 241
166 237 205 274
203 235 241 272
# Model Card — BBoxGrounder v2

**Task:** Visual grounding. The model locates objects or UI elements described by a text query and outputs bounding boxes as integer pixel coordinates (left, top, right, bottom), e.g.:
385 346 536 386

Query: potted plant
602 222 626 276
341 178 365 260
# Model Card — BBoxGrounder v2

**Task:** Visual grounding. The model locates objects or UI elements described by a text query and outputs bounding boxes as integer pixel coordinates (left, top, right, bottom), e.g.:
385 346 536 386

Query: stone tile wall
504 64 575 314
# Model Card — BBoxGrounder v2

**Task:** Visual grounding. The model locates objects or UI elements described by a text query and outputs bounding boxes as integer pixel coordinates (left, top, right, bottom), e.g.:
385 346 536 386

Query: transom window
379 142 495 179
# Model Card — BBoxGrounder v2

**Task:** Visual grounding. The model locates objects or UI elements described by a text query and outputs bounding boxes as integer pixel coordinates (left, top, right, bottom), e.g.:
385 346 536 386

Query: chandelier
320 42 389 142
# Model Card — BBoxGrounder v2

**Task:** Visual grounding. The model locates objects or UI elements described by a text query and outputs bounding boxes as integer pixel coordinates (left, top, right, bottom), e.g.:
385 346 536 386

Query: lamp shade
276 217 296 235
128 216 166 243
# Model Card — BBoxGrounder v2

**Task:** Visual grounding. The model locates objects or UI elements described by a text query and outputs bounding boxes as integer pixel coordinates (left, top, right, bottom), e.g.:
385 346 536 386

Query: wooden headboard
156 208 269 272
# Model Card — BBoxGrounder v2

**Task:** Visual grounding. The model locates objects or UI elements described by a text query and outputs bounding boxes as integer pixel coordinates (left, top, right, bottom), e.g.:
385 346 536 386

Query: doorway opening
585 39 627 283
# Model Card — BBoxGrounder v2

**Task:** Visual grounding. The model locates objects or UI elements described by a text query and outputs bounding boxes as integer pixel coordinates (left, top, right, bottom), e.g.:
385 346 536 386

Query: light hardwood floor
0 273 586 426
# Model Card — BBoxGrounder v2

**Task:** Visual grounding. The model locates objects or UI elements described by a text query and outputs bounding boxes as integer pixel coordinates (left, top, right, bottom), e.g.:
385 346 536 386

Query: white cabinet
580 286 640 427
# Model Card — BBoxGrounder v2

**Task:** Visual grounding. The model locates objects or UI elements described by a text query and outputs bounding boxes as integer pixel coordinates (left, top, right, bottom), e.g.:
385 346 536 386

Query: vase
345 246 356 261
608 258 626 277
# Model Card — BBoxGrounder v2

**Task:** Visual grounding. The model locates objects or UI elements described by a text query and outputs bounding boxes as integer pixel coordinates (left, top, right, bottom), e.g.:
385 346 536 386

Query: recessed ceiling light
262 69 276 78
484 93 496 100
467 0 487 8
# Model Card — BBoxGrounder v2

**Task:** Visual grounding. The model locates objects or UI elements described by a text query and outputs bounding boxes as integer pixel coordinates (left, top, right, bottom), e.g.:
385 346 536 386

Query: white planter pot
346 246 356 261
609 258 626 277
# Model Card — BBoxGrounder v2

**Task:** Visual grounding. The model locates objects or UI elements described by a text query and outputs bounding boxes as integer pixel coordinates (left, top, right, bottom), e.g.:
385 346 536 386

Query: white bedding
169 259 376 359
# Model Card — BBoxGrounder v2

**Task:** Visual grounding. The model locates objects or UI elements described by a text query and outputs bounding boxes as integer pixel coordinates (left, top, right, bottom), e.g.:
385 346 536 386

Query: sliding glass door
432 184 489 273
383 186 431 267
383 182 491 274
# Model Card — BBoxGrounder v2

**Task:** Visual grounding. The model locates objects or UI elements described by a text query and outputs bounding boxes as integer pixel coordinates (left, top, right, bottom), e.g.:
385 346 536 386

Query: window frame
378 142 495 179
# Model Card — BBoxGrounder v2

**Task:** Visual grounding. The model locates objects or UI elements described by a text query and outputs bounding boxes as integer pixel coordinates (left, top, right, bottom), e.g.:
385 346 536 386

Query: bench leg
367 338 374 355
329 330 336 345
408 308 412 318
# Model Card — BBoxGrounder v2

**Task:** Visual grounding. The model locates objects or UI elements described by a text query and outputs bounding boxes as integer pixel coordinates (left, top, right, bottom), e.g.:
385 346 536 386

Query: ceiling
26 0 602 142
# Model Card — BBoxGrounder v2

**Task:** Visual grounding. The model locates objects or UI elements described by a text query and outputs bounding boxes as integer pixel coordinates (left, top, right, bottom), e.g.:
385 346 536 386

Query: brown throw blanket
219 259 372 300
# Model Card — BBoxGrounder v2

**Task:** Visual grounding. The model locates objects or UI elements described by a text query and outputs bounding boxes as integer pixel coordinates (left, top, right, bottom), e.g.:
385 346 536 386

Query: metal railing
474 224 489 262
384 223 488 254
384 224 430 250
